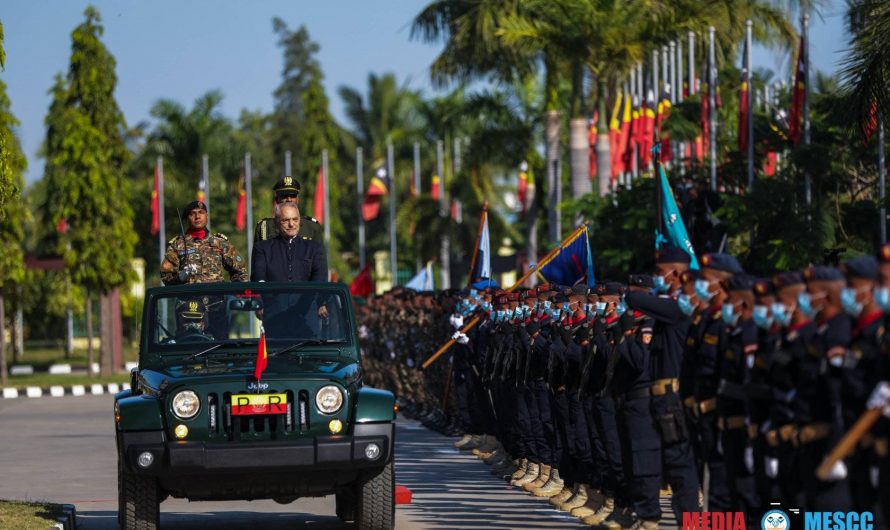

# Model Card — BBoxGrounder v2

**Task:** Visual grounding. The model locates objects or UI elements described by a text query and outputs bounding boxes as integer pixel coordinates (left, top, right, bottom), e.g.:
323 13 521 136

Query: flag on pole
654 144 699 268
738 37 751 153
450 199 462 222
196 175 206 202
472 210 491 282
588 113 598 178
313 166 325 224
349 264 374 297
788 36 806 145
254 327 268 381
362 168 388 221
609 92 624 182
56 217 68 234
539 225 596 287
618 92 633 175
656 86 673 162
406 261 434 291
640 89 656 168
431 174 441 201
235 174 247 231
151 161 161 235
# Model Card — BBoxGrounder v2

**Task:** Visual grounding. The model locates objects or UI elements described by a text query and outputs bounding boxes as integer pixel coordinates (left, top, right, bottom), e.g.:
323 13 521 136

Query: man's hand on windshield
318 305 329 319
256 308 264 320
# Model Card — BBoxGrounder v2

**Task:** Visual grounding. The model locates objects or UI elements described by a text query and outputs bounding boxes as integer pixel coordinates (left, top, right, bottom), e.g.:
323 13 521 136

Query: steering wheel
175 331 215 343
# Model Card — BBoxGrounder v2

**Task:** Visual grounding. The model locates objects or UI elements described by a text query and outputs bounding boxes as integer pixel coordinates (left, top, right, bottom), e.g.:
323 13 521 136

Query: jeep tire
354 460 395 530
118 459 160 530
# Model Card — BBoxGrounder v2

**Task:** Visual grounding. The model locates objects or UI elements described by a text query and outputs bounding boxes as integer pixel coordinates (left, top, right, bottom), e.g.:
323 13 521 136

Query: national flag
254 327 268 381
588 114 598 179
639 89 656 168
654 144 699 269
235 174 247 231
471 210 491 283
362 168 388 221
763 151 777 177
518 164 528 214
701 72 710 159
450 199 462 222
196 175 206 202
738 37 751 154
431 174 441 201
56 217 68 234
617 92 633 175
863 100 878 144
406 261 434 291
150 161 161 235
609 92 624 182
656 86 673 163
625 93 641 174
349 264 374 297
788 35 806 146
313 166 325 224
539 225 596 287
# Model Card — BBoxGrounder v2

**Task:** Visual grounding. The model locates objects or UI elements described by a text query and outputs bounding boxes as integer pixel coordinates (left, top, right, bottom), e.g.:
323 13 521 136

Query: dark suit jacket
250 235 327 282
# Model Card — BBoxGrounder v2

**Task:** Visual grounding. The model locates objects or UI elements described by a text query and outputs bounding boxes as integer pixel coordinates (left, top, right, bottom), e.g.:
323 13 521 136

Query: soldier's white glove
765 457 779 479
177 263 198 281
450 313 464 330
823 460 847 481
744 446 754 474
867 382 890 417
456 333 470 345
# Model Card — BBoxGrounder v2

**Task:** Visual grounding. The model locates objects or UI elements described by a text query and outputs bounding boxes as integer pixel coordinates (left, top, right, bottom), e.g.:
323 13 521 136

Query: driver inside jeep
172 298 215 342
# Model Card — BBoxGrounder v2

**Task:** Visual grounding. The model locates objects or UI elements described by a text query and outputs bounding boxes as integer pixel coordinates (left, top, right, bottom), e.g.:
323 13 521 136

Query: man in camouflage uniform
160 200 247 337
254 176 324 242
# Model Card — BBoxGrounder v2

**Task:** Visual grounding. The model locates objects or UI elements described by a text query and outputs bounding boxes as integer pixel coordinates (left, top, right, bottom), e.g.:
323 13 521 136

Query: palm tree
841 0 890 139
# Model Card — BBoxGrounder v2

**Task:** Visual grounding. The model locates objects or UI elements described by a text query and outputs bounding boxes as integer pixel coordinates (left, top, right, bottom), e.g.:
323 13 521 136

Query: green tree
41 6 135 376
841 0 890 139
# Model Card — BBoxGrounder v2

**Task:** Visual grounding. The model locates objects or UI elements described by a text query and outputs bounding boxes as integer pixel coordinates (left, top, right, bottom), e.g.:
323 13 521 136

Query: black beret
183 201 207 216
602 282 625 296
680 270 700 283
843 256 880 281
526 321 541 335
773 272 804 290
496 296 509 305
554 294 569 303
803 265 844 282
273 176 302 197
753 278 774 297
571 284 590 296
656 245 692 264
700 253 744 274
723 273 756 292
628 274 655 288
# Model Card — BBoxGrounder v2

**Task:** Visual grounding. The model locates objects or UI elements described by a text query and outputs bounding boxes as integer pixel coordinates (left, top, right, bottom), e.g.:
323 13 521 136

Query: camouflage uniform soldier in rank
160 201 247 339
254 176 323 242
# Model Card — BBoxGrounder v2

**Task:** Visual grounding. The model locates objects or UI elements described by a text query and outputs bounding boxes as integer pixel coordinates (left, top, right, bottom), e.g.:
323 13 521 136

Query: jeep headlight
171 390 200 419
315 385 343 414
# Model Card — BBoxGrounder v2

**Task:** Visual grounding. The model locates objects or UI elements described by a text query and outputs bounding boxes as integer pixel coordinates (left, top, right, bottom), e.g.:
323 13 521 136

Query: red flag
588 114 598 178
150 162 160 235
431 174 441 201
738 38 751 153
349 264 374 297
235 175 247 231
313 167 325 224
518 168 528 214
362 170 388 221
450 199 462 222
56 217 68 234
624 95 641 173
639 91 656 168
196 176 206 202
609 92 623 182
617 94 633 174
863 100 878 143
656 90 672 163
788 36 806 146
763 151 777 177
254 328 268 381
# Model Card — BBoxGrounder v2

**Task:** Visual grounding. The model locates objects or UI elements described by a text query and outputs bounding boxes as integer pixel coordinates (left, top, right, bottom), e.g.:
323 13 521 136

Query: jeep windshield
147 283 353 354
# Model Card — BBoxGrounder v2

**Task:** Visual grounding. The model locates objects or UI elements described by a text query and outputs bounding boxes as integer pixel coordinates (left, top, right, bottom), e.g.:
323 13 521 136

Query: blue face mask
615 300 628 317
653 275 670 294
551 308 562 320
721 303 738 326
771 302 791 327
752 305 773 329
678 294 695 316
797 292 816 319
595 301 607 315
469 289 478 299
481 301 491 311
562 302 571 312
841 288 864 317
584 303 593 314
542 300 552 309
695 280 714 302
876 287 890 313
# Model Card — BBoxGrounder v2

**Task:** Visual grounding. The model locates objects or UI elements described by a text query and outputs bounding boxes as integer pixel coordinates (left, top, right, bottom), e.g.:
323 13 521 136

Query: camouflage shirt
254 216 323 242
160 230 248 285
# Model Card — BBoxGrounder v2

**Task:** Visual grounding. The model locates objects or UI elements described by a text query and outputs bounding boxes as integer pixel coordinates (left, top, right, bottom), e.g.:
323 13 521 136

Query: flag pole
880 119 886 244
387 143 397 286
357 147 366 270
202 154 211 231
677 38 685 175
245 153 254 277
285 150 292 177
413 142 421 196
688 31 696 167
437 139 451 289
466 202 488 287
746 20 754 193
802 13 811 206
322 149 331 276
157 157 166 326
422 223 589 369
709 26 717 191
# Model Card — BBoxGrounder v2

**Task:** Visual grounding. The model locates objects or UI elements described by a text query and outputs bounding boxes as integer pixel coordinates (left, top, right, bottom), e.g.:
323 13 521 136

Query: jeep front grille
219 389 303 441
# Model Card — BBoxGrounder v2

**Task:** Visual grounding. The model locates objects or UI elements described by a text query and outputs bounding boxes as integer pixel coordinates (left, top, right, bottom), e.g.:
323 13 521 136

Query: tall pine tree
42 6 134 376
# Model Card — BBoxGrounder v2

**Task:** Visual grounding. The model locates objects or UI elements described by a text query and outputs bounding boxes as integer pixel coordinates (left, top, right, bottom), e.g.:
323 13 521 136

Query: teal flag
654 146 699 269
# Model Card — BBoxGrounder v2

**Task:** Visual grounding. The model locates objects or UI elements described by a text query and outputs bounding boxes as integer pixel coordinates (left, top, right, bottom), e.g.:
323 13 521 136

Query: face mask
695 279 715 302
771 302 791 327
841 287 864 318
678 294 695 316
721 303 739 326
550 308 562 320
653 274 670 294
876 287 890 313
542 300 552 309
595 302 607 315
562 302 571 312
469 289 478 299
753 305 773 329
797 292 816 319
746 354 756 369
615 301 628 317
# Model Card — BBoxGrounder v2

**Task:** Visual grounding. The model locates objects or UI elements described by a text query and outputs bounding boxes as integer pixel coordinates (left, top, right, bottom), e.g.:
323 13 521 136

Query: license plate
230 393 287 415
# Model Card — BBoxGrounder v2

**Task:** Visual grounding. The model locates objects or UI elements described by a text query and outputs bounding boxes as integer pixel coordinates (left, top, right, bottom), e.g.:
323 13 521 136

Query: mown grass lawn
0 499 67 530
7 346 138 370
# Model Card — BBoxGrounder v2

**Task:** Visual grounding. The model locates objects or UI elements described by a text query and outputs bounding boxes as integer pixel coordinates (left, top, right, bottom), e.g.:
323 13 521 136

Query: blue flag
540 226 596 287
655 153 699 269
472 212 492 282
406 261 434 290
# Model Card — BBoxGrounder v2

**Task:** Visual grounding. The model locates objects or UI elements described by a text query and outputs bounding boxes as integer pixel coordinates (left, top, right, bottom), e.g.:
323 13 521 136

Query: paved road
0 395 603 529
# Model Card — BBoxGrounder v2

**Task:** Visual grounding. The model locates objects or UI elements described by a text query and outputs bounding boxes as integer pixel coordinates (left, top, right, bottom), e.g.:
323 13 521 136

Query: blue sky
3 0 851 184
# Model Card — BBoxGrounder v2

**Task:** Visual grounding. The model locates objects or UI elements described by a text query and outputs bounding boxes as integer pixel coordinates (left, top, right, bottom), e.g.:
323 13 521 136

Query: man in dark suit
251 203 329 334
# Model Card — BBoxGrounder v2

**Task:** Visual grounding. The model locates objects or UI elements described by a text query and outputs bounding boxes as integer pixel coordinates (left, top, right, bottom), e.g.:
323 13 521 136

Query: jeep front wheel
354 460 395 530
118 460 160 530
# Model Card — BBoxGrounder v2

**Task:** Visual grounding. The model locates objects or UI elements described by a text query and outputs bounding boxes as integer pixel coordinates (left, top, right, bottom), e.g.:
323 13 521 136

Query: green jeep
114 282 396 530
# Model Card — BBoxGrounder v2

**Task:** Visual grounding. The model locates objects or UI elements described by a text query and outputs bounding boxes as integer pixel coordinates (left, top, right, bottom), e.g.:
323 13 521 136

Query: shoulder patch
214 233 228 241
703 334 719 345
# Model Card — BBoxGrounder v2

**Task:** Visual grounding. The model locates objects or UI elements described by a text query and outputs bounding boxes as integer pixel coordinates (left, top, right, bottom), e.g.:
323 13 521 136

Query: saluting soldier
254 176 324 242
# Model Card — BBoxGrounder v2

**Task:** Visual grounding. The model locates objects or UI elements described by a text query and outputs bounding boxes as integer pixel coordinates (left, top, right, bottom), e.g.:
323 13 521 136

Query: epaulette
214 233 228 241
303 216 321 224
168 237 178 245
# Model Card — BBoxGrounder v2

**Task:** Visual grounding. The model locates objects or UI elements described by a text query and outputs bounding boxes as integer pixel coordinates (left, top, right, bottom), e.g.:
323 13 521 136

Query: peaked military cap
273 176 302 197
803 265 844 282
700 253 744 274
602 282 625 296
554 294 569 303
628 274 655 289
656 245 691 264
843 256 880 281
571 284 590 296
773 271 804 289
722 273 756 292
